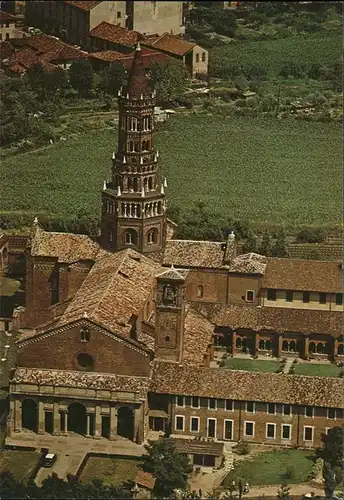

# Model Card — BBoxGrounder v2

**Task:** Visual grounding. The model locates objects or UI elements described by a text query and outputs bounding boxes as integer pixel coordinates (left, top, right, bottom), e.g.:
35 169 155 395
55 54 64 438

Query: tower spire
125 41 150 97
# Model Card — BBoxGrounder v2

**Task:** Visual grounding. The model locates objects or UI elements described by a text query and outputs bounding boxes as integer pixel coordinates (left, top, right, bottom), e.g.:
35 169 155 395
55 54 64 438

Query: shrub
296 228 327 243
234 441 251 455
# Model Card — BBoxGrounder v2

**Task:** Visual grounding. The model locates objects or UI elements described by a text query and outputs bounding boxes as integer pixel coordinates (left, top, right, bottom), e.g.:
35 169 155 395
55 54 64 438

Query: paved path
220 483 324 498
283 357 296 374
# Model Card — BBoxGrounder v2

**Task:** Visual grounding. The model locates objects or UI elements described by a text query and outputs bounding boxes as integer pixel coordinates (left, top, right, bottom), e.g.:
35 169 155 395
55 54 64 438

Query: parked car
42 453 57 468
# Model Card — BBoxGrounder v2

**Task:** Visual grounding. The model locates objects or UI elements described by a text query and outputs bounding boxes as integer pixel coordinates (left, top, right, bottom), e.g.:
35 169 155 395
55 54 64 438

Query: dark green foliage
174 202 223 241
69 59 95 97
296 228 327 243
98 62 127 95
272 227 288 257
25 63 68 101
142 438 192 498
260 229 272 256
234 441 250 456
0 471 131 499
317 427 344 498
277 484 292 500
244 230 257 253
149 60 188 105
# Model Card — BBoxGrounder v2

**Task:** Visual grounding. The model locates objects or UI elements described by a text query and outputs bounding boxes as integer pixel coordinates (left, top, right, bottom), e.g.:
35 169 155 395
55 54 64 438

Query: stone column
304 335 310 360
52 402 60 436
133 204 137 218
38 401 45 434
61 412 68 435
14 399 22 433
109 406 118 441
255 333 260 355
86 414 91 438
232 331 237 356
134 406 143 444
276 333 283 358
94 406 101 439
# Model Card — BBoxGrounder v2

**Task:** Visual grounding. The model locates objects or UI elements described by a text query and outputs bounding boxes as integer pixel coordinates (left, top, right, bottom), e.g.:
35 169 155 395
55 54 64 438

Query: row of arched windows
123 228 158 246
282 340 301 353
114 176 155 193
127 140 151 153
309 342 330 355
122 116 153 132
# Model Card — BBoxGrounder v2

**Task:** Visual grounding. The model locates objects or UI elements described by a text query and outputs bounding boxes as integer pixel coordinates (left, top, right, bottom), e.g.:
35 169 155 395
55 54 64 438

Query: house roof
173 439 224 456
89 21 141 47
163 240 226 269
263 258 343 293
65 1 102 10
156 265 186 281
55 249 163 338
30 223 102 264
183 307 214 366
12 367 150 398
89 49 128 62
89 46 173 69
125 43 151 96
149 32 196 56
229 253 267 275
151 362 344 408
194 302 342 337
135 470 156 490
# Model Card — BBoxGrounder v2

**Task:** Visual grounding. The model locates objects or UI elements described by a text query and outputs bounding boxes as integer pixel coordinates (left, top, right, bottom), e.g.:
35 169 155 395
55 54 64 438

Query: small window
303 291 310 303
176 395 184 407
286 290 293 302
267 289 276 301
335 293 343 305
202 51 206 62
5 32 10 40
266 423 276 439
191 396 200 408
225 400 233 411
327 408 336 419
304 426 313 442
190 417 199 432
282 424 291 440
196 285 204 298
283 404 291 416
246 401 255 413
208 398 217 410
147 228 158 245
175 415 184 431
196 53 199 63
305 406 314 418
117 10 121 18
80 327 90 342
108 230 113 243
246 290 254 303
165 336 170 342
319 292 326 304
267 403 275 415
244 421 254 437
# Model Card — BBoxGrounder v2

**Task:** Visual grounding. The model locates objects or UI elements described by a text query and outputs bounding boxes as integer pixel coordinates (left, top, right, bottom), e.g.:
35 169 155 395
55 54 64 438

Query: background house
0 10 21 40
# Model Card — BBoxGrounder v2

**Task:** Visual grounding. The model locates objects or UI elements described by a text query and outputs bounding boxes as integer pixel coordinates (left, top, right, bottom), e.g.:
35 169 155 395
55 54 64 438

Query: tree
277 484 292 500
272 228 288 257
69 59 94 97
98 62 127 95
26 63 68 100
142 438 192 498
260 229 272 256
149 60 188 105
244 230 257 253
317 427 344 499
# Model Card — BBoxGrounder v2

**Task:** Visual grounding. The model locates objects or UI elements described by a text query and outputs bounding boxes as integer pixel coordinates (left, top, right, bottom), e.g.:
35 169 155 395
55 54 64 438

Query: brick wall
186 270 227 304
167 396 343 449
18 323 151 377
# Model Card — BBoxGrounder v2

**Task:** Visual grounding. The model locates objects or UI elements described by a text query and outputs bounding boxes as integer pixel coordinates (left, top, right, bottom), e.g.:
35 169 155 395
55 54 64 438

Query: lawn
210 33 341 79
224 358 280 373
0 114 341 228
0 450 40 484
222 449 314 487
294 363 341 377
80 457 142 487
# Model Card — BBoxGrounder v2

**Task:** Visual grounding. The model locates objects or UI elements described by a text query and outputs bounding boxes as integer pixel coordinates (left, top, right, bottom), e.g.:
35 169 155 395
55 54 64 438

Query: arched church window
124 229 138 246
236 337 242 349
338 344 344 355
147 228 158 245
259 339 265 350
80 327 90 342
134 142 139 152
129 141 133 152
148 177 153 190
282 340 288 352
309 342 315 354
265 340 271 351
196 285 204 298
316 343 324 354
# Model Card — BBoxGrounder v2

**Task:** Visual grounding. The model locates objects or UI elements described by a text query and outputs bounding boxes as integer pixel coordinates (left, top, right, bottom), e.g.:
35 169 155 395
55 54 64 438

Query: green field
294 363 341 377
210 33 341 78
224 358 280 373
0 114 341 228
0 450 40 483
223 449 314 487
81 457 141 487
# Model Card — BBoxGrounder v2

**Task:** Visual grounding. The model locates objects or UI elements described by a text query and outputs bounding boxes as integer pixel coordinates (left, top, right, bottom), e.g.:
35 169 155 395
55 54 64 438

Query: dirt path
232 483 324 498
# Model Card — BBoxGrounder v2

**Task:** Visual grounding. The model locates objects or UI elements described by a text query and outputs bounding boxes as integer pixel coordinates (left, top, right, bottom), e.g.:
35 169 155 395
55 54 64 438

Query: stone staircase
213 442 234 489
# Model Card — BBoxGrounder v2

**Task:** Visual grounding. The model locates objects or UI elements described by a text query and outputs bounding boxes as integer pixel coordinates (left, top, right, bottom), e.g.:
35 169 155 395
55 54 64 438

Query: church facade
7 44 344 465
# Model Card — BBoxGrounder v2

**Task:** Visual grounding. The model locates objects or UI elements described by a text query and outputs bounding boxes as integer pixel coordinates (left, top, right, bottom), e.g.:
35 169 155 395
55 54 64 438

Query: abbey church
7 44 344 465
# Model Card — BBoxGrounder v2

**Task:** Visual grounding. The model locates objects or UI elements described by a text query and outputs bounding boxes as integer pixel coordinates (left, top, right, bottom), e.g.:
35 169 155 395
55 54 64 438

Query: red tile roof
149 32 196 56
89 46 172 69
65 0 102 11
135 470 156 490
126 44 151 96
89 49 128 62
89 21 142 47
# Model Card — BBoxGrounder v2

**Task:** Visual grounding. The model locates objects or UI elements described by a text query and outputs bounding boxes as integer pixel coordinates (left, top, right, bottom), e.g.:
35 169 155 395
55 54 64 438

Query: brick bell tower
100 43 167 254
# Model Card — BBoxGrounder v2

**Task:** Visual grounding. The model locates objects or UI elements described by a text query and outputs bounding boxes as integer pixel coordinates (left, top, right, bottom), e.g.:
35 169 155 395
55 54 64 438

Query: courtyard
223 357 280 373
222 449 314 487
80 457 142 487
294 362 341 377
0 450 40 484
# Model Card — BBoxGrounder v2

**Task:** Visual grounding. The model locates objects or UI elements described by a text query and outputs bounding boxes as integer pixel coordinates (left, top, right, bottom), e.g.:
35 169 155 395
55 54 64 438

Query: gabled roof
156 265 186 281
55 249 163 338
151 362 344 408
263 258 343 293
163 240 226 269
229 252 267 275
89 46 173 69
194 303 342 337
148 32 196 56
89 21 141 47
65 0 102 10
